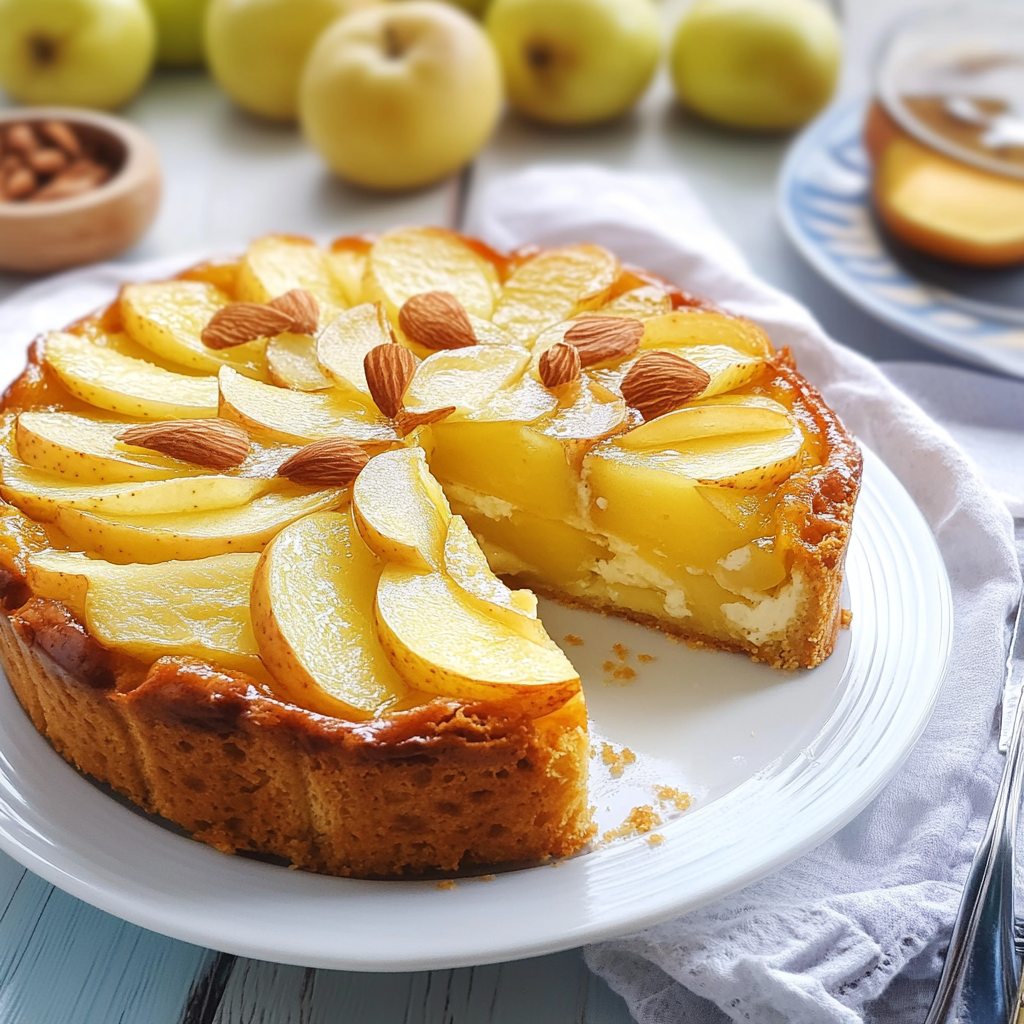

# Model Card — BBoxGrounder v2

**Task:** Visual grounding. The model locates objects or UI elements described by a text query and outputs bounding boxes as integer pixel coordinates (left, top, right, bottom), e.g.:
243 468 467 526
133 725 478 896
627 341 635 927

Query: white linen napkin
468 167 1022 1024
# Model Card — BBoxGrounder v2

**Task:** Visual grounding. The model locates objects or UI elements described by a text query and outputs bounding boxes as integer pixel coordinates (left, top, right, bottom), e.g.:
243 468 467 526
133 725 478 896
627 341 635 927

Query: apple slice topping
120 280 267 380
235 236 348 318
251 511 408 719
404 344 530 417
218 366 397 445
266 333 332 391
364 227 500 322
491 244 620 343
316 302 396 399
375 566 580 718
1 459 271 521
656 426 805 490
55 487 345 564
28 550 266 678
443 516 546 644
16 412 202 483
616 395 795 451
44 333 219 420
640 311 774 359
352 448 451 571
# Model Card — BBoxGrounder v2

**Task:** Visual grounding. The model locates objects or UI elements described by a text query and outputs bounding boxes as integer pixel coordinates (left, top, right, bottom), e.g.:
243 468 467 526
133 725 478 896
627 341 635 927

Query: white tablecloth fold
468 167 1021 1024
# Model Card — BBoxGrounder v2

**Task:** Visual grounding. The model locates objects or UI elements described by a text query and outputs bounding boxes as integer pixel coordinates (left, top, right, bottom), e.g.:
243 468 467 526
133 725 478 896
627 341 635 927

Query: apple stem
29 34 59 67
383 25 405 60
525 41 553 72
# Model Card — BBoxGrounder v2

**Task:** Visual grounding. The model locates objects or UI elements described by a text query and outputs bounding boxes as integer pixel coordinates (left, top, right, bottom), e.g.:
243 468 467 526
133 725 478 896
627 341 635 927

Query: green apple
670 0 841 131
485 0 659 126
0 0 155 109
205 0 377 121
299 1 502 190
143 0 209 67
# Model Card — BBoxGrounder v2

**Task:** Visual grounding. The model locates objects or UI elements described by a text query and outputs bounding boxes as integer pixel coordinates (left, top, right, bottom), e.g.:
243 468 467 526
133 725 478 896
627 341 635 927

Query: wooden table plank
0 851 210 1024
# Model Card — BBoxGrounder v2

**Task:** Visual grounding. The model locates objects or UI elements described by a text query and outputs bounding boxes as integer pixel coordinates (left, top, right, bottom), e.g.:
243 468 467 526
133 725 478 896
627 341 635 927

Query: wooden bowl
0 108 161 274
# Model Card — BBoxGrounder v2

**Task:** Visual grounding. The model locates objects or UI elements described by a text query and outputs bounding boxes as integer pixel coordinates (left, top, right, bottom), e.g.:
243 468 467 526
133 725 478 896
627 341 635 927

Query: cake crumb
841 609 853 628
601 742 637 778
637 653 656 664
647 834 665 847
654 785 692 812
563 634 584 647
436 879 457 891
477 874 496 882
612 643 629 661
602 659 616 674
602 805 663 842
596 497 609 510
611 665 636 683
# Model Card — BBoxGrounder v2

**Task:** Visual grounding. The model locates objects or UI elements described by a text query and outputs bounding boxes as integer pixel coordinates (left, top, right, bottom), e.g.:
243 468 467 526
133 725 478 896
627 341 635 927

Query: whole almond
621 351 712 421
40 121 81 158
364 343 417 419
394 405 456 436
118 419 250 470
538 342 582 389
28 148 67 175
6 124 38 155
277 437 368 487
202 303 294 349
398 291 477 351
564 316 643 367
3 166 35 200
270 288 319 335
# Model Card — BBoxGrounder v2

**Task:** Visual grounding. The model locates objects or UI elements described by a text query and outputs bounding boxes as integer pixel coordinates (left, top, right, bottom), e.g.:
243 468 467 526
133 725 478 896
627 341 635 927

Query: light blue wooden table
0 1 971 1019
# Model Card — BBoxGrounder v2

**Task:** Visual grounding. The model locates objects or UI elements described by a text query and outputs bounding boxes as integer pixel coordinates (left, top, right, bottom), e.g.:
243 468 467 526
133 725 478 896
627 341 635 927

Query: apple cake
0 229 861 877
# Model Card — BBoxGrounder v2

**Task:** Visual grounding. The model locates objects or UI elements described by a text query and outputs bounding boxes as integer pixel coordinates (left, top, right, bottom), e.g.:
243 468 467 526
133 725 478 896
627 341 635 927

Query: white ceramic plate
0 263 951 971
779 98 1024 378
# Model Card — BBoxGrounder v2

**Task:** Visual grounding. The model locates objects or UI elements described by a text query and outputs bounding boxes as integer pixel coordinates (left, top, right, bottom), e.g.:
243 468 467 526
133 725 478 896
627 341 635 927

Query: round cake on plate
0 228 861 877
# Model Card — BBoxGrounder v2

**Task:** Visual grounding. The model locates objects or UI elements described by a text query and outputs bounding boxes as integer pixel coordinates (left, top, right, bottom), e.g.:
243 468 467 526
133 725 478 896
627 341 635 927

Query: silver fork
925 597 1024 1024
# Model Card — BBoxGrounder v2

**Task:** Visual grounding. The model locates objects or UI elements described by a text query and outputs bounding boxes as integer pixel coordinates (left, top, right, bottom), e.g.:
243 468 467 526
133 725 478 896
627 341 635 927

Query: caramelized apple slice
120 280 267 380
316 302 395 399
218 367 397 445
640 311 773 359
405 345 529 417
660 427 805 489
352 448 451 570
27 549 265 677
1 459 271 521
364 227 500 321
375 566 579 717
600 285 672 317
492 244 620 343
235 235 348 317
325 242 368 307
55 487 344 564
616 396 794 451
44 333 219 421
16 412 199 483
266 334 332 391
539 381 628 440
443 516 546 644
251 510 407 719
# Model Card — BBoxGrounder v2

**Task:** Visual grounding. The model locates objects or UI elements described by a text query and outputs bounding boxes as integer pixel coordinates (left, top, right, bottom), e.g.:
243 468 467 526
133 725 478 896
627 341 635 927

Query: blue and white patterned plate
779 98 1024 378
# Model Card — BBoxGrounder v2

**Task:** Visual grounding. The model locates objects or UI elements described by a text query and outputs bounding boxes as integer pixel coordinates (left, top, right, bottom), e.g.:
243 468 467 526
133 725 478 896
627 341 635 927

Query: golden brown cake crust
0 600 593 877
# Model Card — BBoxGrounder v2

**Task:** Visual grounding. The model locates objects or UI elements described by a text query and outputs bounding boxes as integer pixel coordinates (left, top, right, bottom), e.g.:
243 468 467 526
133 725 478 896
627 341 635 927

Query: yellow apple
485 0 660 125
205 0 376 121
143 0 208 67
670 0 841 131
251 510 408 718
298 1 502 189
0 0 156 109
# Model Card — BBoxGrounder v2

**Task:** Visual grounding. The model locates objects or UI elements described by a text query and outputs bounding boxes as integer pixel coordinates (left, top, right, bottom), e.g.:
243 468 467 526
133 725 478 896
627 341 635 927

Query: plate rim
778 95 1024 379
0 447 953 971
